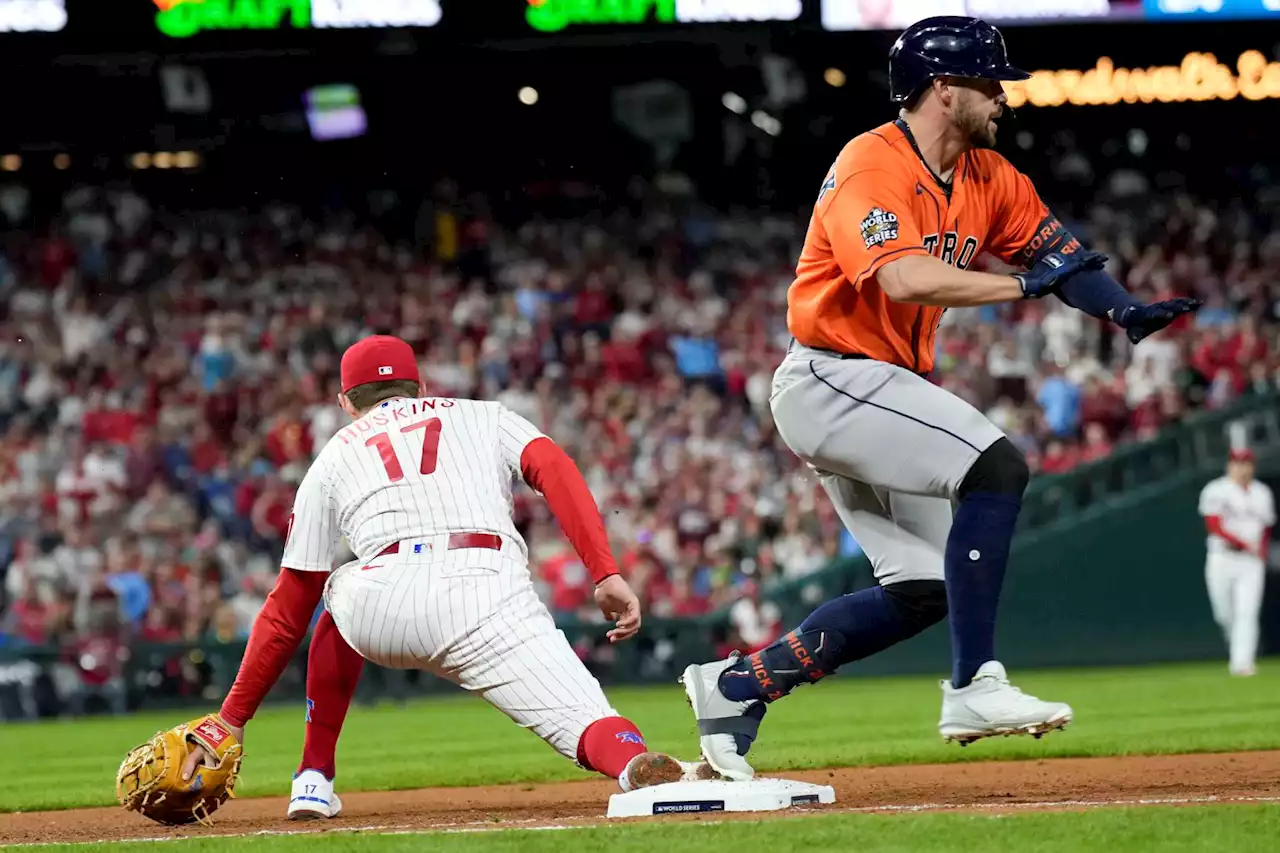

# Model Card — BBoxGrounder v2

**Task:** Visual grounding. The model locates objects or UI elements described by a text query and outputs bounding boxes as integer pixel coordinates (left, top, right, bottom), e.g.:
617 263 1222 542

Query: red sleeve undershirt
219 568 327 728
1204 515 1252 553
520 436 619 585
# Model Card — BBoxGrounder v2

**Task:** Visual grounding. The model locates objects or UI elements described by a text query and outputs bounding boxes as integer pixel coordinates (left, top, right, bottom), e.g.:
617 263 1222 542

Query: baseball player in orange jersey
680 16 1201 780
179 335 709 818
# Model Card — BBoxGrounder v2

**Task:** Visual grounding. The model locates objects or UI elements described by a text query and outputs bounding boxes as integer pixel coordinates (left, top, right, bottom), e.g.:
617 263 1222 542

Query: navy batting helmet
888 16 1030 105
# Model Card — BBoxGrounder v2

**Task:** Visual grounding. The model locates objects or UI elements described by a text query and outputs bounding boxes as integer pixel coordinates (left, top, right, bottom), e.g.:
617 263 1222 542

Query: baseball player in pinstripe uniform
180 335 707 818
1199 448 1275 677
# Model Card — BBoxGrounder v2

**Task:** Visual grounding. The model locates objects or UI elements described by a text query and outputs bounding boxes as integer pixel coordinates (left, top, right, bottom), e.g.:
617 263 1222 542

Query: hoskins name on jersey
334 397 456 445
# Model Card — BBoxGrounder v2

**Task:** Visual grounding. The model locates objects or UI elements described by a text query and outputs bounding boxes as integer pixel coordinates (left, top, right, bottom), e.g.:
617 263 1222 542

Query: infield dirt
3 751 1278 845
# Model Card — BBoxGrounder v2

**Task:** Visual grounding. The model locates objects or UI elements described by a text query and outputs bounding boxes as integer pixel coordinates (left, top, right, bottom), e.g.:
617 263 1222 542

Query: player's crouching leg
456 582 712 791
576 715 696 791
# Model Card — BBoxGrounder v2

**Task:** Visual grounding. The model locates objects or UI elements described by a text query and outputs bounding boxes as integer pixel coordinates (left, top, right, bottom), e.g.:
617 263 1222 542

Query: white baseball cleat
939 660 1073 746
618 752 685 792
680 759 721 782
288 769 343 820
679 652 762 781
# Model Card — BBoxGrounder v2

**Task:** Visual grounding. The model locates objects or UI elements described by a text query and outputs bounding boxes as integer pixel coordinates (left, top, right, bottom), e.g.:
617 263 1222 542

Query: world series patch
860 207 899 249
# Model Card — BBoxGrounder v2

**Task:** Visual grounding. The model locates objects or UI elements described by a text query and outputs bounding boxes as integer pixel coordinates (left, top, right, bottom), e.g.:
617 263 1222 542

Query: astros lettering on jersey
788 118 1081 374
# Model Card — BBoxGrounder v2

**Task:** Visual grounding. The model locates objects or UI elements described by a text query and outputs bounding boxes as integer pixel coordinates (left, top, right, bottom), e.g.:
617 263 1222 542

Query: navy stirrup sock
945 492 1021 688
718 585 911 703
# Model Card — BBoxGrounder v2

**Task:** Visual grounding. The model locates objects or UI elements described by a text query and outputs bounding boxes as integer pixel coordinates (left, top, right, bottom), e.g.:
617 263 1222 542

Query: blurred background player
180 335 702 818
679 15 1200 781
1198 448 1275 677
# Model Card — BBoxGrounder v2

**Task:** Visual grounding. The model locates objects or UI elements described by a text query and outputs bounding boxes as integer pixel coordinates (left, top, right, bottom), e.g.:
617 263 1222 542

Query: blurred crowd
0 178 1277 690
941 194 1280 473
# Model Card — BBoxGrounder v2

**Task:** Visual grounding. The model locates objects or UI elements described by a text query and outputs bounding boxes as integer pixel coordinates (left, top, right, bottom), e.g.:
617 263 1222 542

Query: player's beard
955 98 998 150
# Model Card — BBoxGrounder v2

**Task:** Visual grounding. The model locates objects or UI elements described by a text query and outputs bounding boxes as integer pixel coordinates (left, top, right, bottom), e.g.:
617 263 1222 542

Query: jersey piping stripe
852 244 927 286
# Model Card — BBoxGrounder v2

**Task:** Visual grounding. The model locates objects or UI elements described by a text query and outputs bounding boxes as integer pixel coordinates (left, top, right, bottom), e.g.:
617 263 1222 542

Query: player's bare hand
595 575 641 643
180 721 244 781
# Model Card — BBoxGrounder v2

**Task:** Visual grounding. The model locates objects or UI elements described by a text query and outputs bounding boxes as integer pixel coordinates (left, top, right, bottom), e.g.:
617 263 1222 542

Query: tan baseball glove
116 713 244 826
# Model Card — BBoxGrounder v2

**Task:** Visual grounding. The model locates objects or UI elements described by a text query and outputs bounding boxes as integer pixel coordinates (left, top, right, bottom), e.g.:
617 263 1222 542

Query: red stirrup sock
298 611 366 779
575 716 649 778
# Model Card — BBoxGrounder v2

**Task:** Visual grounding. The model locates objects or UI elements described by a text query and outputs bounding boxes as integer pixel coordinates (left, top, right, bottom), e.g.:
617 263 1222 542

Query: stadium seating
0 183 1275 691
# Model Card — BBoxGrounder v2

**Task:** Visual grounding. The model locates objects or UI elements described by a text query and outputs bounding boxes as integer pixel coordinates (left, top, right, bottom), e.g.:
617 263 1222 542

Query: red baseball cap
1229 448 1255 463
340 335 421 394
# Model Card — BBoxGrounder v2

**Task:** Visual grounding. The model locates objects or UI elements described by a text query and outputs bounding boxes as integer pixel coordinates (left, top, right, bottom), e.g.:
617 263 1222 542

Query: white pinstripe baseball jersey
1199 477 1276 556
281 397 546 571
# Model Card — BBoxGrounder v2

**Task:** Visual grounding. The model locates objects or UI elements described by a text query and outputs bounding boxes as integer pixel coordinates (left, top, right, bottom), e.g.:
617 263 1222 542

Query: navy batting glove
1014 250 1108 299
1114 297 1202 344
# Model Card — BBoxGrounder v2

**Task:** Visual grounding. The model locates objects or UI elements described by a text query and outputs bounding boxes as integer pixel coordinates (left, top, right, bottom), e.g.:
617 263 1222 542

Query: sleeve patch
861 208 899 249
817 168 837 204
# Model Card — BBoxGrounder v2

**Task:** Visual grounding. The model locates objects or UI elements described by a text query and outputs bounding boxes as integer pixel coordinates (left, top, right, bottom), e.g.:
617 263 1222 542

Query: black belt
789 337 878 361
789 338 929 378
816 347 876 361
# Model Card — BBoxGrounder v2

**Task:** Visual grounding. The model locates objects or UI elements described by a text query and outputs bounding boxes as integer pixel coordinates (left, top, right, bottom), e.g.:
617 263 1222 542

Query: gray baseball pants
770 343 1006 585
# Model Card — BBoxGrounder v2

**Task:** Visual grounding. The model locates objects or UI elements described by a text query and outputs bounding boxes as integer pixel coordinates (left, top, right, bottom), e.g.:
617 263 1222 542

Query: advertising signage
0 0 66 32
154 0 443 39
525 0 803 33
1004 49 1280 106
1143 0 1280 19
0 0 1275 51
821 0 1126 30
154 0 809 39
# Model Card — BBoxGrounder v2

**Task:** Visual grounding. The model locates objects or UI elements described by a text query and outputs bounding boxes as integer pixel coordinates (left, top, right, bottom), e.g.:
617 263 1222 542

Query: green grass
12 805 1280 852
2 660 1277 813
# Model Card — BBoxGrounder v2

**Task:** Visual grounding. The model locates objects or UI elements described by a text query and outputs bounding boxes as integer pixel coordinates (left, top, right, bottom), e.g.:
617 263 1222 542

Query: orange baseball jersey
788 119 1076 374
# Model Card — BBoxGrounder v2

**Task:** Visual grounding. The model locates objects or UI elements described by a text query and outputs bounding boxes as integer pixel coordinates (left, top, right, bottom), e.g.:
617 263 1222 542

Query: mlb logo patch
378 365 394 376
616 731 645 746
817 169 837 204
860 207 900 249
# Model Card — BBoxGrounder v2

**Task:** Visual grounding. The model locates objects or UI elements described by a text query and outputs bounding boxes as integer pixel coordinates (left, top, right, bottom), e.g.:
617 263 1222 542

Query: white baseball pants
1204 552 1266 674
324 535 617 760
